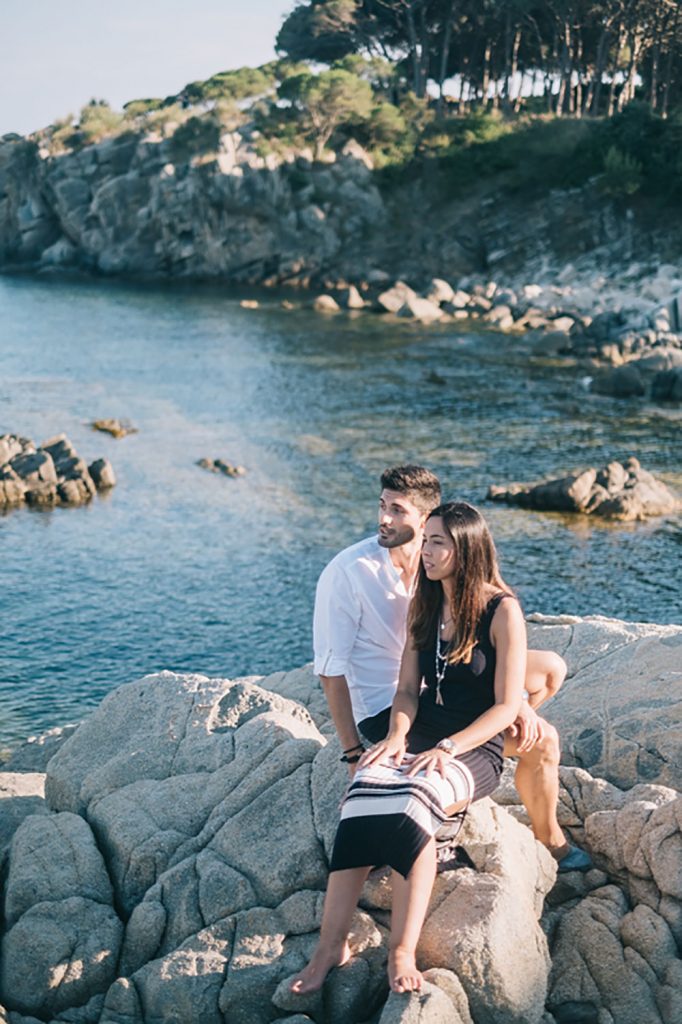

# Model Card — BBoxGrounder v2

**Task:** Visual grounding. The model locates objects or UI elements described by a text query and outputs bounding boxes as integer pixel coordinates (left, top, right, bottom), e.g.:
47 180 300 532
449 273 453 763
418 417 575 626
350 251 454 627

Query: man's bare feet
388 947 423 993
289 940 351 994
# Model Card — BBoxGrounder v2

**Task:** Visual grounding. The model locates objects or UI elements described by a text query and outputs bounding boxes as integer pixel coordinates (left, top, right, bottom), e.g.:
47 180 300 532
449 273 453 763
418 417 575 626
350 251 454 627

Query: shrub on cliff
76 100 125 145
600 146 644 197
168 114 221 163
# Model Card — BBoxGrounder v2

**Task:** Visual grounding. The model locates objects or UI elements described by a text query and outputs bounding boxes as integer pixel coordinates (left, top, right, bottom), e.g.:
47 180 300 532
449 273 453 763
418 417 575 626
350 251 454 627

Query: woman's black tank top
407 592 511 760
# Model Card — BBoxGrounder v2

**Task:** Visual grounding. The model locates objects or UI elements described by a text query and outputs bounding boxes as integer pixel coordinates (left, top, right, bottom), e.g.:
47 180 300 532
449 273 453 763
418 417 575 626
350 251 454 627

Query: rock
88 458 116 490
416 800 555 1023
0 772 47 861
197 458 246 478
91 418 137 438
525 617 682 790
2 723 79 772
488 458 679 520
425 279 455 305
1 813 122 1018
651 367 682 402
591 365 646 397
378 980 469 1023
377 281 418 314
396 296 444 324
9 450 57 486
336 284 365 309
442 290 471 311
548 886 681 1024
312 294 340 313
549 315 575 333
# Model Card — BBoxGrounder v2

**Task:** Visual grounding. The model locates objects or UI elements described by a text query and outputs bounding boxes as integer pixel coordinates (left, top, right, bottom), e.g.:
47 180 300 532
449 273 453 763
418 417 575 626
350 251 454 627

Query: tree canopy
277 0 682 117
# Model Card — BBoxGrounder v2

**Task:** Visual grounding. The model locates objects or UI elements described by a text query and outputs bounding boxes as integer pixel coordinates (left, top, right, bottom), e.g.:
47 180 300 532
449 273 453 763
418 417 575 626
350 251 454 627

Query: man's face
377 488 426 548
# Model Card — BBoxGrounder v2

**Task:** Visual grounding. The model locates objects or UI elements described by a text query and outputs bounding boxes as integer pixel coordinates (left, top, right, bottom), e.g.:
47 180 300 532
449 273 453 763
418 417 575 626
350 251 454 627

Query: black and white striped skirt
330 747 499 879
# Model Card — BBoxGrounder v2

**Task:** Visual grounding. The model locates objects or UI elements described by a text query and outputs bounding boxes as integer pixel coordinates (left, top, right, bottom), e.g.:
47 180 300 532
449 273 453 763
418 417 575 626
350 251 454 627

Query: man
313 464 590 871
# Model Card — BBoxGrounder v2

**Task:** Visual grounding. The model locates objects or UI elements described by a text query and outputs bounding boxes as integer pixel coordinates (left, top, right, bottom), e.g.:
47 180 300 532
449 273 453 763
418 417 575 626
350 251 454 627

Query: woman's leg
388 837 438 993
290 865 371 993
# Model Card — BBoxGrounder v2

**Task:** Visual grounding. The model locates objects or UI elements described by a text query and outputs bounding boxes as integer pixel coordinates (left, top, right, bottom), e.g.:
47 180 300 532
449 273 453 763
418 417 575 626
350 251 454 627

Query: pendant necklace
435 618 450 705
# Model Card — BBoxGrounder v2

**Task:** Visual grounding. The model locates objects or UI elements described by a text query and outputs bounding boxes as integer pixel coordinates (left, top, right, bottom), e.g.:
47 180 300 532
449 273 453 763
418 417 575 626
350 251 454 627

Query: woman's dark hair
409 501 512 663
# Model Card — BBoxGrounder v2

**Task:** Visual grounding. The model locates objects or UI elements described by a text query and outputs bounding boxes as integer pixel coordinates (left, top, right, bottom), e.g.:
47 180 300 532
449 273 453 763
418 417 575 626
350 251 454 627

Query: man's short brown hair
380 465 442 514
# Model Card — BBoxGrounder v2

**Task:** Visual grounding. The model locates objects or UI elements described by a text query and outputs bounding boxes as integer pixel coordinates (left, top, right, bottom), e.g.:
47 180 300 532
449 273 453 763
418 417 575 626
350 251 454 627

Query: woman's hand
404 748 453 779
358 734 407 770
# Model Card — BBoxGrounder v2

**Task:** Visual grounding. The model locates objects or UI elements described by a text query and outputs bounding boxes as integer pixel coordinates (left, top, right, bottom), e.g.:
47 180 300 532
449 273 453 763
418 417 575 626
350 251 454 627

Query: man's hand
358 734 406 771
507 703 549 753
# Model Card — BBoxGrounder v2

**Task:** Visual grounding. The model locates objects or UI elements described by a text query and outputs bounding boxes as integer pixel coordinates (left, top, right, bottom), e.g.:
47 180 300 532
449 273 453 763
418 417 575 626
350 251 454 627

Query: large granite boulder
488 457 680 520
526 615 682 790
493 764 682 1024
1 670 555 1024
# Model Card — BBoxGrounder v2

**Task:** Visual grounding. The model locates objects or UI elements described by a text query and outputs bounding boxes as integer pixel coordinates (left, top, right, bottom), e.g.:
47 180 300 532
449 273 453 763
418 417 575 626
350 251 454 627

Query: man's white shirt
313 535 411 723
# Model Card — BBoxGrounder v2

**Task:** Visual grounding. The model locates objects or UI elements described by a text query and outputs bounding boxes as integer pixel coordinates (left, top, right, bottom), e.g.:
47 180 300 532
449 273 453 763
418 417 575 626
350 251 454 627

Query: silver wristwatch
436 738 458 756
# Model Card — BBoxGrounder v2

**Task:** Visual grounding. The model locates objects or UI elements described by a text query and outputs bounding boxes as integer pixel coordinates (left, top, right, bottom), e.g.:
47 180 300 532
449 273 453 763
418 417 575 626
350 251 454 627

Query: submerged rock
488 457 679 521
197 457 246 478
91 418 137 438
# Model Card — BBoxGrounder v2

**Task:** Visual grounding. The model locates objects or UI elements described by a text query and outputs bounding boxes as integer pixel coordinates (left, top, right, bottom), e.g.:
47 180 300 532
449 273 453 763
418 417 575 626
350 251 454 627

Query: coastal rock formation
0 610 675 1019
1 615 680 1023
526 615 682 791
0 433 115 509
487 458 680 521
0 671 553 1024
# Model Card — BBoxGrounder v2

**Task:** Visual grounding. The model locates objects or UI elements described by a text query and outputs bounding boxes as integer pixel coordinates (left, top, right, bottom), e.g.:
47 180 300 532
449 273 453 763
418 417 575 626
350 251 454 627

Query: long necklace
434 618 450 705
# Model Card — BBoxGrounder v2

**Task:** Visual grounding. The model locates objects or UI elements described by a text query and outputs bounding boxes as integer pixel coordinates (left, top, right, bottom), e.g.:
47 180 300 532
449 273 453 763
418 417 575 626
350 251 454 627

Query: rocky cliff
2 127 679 289
0 614 680 1024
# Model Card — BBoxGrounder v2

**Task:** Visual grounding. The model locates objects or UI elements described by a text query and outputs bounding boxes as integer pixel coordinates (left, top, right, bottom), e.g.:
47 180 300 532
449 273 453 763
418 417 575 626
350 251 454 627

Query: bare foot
289 941 351 994
388 947 423 994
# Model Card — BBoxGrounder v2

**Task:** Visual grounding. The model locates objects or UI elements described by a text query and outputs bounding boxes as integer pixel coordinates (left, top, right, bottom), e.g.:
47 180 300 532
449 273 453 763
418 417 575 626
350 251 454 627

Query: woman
291 502 526 996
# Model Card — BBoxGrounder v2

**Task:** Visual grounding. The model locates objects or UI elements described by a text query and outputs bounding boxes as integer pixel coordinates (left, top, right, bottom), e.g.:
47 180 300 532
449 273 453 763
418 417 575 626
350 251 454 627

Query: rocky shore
0 614 679 1024
2 126 681 410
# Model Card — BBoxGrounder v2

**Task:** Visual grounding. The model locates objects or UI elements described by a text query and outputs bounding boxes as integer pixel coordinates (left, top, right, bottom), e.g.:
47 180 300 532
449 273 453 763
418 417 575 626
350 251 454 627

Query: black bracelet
343 743 364 754
340 752 363 764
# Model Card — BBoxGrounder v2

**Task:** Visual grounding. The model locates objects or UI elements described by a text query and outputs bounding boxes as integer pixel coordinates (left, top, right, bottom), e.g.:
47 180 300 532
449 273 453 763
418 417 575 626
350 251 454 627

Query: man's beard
378 525 415 548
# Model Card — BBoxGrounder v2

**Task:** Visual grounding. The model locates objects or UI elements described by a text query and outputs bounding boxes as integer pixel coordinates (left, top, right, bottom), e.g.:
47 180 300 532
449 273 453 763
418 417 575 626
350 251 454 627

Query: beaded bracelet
340 752 363 764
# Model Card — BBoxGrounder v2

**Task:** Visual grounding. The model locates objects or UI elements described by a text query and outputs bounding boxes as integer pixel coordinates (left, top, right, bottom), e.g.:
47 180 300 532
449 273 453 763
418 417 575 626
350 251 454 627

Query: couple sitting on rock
290 464 591 998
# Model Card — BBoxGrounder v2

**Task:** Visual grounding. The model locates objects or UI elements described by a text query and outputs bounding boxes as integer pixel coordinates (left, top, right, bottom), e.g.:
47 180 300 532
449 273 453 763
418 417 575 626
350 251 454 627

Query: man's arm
313 560 363 774
319 674 363 776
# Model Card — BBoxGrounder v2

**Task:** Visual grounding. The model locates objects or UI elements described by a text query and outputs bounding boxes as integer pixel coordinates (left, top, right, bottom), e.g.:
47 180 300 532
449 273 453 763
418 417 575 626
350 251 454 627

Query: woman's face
421 516 456 581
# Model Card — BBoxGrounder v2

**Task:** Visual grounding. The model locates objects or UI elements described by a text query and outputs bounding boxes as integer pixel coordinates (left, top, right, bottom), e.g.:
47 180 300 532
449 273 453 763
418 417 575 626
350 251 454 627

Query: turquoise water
1 274 680 748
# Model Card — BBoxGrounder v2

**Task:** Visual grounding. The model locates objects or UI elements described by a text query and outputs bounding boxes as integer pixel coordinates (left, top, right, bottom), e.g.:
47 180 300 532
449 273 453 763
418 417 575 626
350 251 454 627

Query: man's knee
543 652 567 697
517 722 560 766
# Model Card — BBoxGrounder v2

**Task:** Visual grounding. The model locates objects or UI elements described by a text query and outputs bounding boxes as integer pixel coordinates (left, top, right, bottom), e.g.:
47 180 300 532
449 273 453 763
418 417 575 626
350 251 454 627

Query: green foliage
279 67 373 157
275 0 358 63
77 100 124 144
168 114 221 164
600 146 644 197
123 98 165 118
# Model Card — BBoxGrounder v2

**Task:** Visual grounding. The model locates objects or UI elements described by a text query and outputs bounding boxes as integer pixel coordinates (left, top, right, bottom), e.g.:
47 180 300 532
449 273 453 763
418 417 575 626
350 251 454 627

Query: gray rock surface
1 613 679 1023
488 457 679 520
0 433 113 510
0 773 47 861
525 615 682 790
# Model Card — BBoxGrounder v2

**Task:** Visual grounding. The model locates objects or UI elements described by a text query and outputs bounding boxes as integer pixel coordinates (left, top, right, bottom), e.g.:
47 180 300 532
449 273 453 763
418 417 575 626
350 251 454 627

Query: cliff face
2 127 677 289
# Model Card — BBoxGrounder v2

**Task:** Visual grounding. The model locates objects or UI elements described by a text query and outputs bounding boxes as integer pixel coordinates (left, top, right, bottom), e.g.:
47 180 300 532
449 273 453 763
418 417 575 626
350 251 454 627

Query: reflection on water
0 274 680 748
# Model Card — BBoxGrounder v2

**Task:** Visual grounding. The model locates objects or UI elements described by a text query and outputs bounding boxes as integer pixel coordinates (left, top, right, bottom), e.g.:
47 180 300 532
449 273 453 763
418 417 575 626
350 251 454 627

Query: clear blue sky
2 0 295 135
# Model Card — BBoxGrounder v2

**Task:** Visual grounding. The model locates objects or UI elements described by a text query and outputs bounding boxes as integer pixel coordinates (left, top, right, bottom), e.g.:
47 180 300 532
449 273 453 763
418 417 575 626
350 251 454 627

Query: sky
1 0 296 136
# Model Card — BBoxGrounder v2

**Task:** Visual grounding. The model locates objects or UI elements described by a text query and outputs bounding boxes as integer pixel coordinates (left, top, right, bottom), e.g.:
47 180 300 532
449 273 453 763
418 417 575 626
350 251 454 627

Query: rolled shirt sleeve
313 560 361 677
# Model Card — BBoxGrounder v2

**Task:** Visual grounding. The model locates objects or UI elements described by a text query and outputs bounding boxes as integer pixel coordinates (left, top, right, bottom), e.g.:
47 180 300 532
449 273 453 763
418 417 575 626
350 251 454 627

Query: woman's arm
406 598 526 776
358 641 421 768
